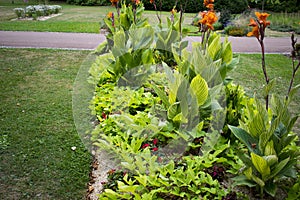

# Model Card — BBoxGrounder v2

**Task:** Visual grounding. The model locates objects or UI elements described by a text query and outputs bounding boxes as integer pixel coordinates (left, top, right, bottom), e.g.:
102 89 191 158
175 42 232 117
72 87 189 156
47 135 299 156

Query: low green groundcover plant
88 1 299 199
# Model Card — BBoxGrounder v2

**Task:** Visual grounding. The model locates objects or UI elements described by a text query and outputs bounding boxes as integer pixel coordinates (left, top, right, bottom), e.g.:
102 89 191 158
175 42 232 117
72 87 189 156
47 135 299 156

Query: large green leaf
231 175 256 187
190 43 209 75
208 34 221 60
251 152 271 179
221 38 233 64
168 102 180 120
120 13 130 30
112 29 127 57
228 125 260 154
190 75 208 106
129 26 154 50
265 181 277 197
263 155 278 167
248 112 267 138
151 84 170 108
268 157 290 180
141 49 154 64
262 79 276 99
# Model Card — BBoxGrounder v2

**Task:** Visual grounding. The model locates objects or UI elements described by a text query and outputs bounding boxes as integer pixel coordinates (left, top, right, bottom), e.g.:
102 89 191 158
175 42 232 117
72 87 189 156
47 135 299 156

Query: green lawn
0 48 92 199
1 1 298 35
0 1 197 33
231 53 300 132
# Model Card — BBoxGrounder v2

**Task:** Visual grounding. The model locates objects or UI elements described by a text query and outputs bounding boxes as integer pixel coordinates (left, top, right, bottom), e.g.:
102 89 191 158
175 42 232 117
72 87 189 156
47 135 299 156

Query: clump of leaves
229 95 300 198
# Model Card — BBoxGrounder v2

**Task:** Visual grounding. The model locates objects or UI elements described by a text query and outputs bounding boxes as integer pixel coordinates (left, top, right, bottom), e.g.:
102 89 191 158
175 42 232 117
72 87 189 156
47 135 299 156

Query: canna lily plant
247 11 271 110
198 0 218 48
229 94 300 198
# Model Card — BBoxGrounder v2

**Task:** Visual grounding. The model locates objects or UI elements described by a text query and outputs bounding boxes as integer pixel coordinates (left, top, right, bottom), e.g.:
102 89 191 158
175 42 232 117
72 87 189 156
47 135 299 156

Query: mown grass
230 53 300 131
0 1 198 33
0 48 92 199
1 0 298 35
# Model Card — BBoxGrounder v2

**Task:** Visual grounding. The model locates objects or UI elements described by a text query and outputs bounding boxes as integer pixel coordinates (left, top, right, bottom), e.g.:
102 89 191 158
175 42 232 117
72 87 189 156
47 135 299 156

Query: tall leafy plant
229 94 299 198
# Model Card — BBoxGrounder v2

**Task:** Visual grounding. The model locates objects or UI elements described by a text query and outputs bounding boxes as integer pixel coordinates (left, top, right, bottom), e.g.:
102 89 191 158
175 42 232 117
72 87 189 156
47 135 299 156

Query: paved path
0 31 294 53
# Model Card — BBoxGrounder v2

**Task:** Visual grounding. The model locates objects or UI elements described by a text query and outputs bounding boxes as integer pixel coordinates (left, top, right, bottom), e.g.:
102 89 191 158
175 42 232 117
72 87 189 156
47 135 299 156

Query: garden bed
83 1 300 199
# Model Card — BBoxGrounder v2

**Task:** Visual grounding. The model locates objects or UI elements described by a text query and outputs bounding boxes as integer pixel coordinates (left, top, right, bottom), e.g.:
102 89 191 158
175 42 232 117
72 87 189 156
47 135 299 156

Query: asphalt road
0 31 294 53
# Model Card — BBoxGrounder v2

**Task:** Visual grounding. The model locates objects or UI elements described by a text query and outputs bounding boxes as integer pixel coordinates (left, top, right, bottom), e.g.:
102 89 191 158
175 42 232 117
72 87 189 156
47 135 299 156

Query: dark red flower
152 147 158 151
153 138 158 145
142 143 150 149
102 112 107 119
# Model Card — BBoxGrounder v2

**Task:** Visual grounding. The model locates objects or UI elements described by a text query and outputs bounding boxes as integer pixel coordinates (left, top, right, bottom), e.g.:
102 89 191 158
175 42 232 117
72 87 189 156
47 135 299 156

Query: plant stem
260 39 269 110
258 22 269 110
287 61 300 97
287 33 300 98
153 2 161 24
179 5 183 39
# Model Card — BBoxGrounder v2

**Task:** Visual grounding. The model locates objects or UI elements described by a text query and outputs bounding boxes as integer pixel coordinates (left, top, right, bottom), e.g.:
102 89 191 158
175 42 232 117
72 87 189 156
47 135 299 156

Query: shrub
219 9 231 27
269 24 294 32
213 21 223 31
14 5 62 19
225 26 249 36
13 8 25 18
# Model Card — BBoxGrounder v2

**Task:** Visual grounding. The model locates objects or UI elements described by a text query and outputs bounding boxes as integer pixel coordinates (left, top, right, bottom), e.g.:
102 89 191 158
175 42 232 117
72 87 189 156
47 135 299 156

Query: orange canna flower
107 12 113 18
132 0 141 5
150 0 155 3
247 25 259 39
255 12 270 28
199 11 218 30
204 0 214 6
248 18 257 27
110 0 119 6
206 3 214 10
203 0 214 10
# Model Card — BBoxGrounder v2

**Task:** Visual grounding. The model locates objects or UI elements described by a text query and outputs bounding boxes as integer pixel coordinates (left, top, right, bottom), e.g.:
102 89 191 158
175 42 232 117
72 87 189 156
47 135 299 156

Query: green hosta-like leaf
251 152 270 179
244 167 253 180
231 175 257 187
286 84 300 105
129 26 154 50
222 38 233 64
228 125 260 154
269 157 290 180
265 181 277 197
168 102 180 120
141 49 154 64
190 43 208 75
151 84 170 108
262 79 276 99
120 13 130 30
208 34 221 60
264 140 277 156
112 30 126 56
248 114 267 139
263 155 278 167
190 75 208 106
173 113 188 123
252 173 265 187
